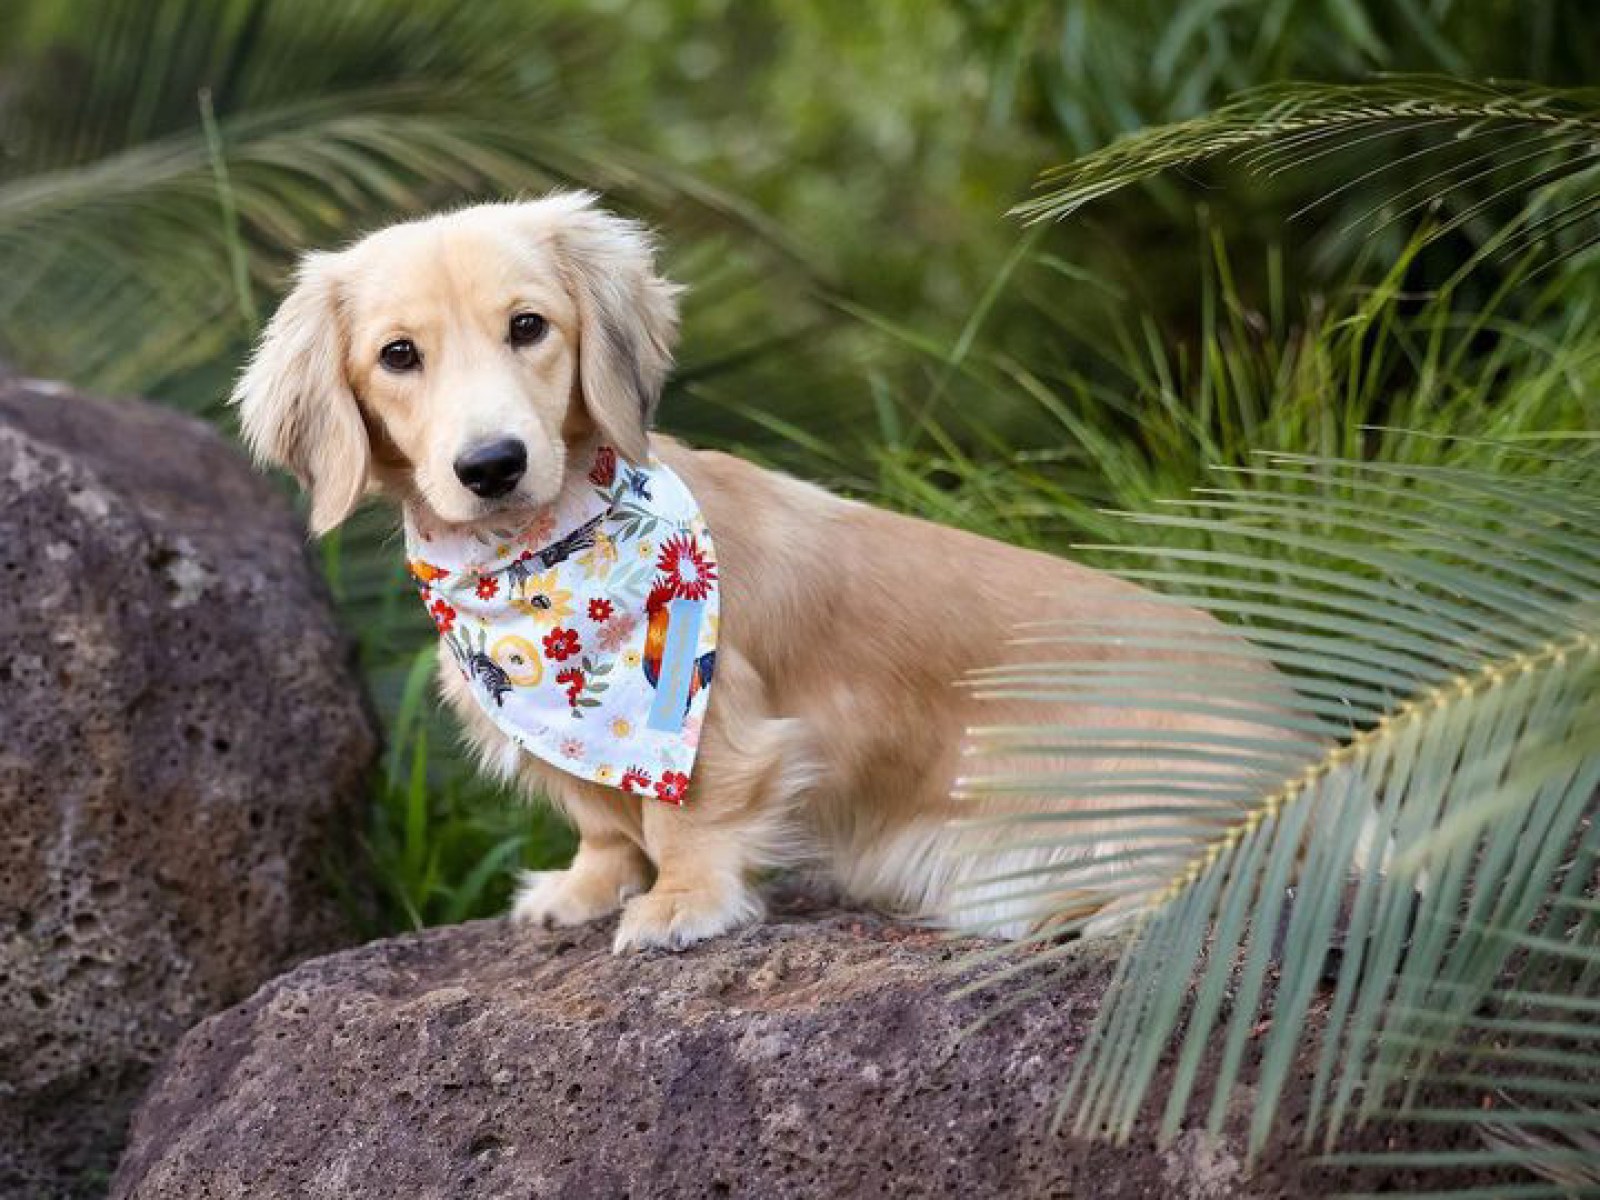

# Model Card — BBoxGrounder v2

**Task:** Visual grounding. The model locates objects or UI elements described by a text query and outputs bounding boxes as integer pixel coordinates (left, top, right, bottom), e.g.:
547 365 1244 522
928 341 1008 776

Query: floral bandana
404 445 718 805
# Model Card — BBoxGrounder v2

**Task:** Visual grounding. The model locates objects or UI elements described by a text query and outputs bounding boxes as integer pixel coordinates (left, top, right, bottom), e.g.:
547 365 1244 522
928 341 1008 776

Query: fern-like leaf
959 443 1600 1190
1013 77 1600 264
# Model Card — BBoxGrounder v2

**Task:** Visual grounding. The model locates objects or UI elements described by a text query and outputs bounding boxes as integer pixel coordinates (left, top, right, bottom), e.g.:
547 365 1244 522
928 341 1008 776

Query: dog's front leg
512 797 650 929
610 801 766 953
612 649 814 953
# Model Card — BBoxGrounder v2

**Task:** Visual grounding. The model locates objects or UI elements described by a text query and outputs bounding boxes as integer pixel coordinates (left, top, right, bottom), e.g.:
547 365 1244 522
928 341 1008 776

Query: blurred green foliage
1 0 1595 930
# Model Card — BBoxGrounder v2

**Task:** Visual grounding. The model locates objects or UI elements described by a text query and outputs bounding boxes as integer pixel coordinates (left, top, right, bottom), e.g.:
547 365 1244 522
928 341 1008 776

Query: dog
233 192 1275 952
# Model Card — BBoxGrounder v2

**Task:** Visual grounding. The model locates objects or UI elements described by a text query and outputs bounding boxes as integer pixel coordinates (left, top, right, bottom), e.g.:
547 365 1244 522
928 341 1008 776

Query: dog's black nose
454 438 527 499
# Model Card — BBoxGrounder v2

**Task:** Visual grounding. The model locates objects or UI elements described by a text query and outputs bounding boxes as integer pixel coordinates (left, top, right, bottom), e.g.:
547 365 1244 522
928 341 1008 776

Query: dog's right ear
231 252 370 536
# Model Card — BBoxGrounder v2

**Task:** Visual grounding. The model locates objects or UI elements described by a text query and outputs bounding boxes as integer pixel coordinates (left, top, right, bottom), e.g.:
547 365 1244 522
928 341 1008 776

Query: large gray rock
110 889 1469 1200
0 376 376 1198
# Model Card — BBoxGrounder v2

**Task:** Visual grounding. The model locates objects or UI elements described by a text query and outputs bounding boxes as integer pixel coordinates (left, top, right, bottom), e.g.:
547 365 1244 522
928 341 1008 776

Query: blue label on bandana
647 598 705 733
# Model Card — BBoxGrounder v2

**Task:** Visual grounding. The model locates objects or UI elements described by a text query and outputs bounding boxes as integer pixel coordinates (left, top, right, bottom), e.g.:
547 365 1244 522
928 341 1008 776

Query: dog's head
232 192 680 533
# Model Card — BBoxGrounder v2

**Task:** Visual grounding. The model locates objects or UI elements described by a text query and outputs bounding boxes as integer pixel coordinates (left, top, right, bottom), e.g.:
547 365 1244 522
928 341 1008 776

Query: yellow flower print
610 716 632 739
510 570 573 627
622 649 642 669
490 635 544 687
637 539 653 560
578 531 618 580
594 765 617 785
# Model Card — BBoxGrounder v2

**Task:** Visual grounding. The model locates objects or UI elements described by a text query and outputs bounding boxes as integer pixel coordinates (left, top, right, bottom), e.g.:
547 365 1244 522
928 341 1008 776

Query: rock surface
0 376 376 1198
111 889 1461 1200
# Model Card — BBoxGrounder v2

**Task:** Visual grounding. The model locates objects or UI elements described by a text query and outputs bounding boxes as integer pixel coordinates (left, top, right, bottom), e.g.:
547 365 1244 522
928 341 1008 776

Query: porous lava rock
0 375 376 1197
111 889 1458 1200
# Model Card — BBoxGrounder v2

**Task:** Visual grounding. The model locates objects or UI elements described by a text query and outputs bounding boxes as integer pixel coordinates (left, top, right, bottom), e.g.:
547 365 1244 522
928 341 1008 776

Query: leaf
957 441 1600 1185
1013 76 1600 268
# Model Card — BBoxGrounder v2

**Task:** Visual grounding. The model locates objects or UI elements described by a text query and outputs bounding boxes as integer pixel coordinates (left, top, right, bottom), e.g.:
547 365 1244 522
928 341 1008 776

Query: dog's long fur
234 192 1272 952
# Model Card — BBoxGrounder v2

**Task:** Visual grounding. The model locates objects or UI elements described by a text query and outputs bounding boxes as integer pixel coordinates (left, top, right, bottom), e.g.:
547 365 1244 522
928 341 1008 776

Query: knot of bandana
403 445 719 804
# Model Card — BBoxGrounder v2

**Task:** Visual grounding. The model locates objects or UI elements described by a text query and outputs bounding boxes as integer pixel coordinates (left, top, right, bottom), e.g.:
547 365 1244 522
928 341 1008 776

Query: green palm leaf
0 0 811 407
1330 877 1600 1196
1012 77 1600 266
959 443 1600 1189
0 0 834 931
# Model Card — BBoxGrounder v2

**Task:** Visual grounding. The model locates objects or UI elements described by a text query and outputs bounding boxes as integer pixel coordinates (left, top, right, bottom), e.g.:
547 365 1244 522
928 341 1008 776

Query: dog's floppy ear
231 252 370 536
547 194 680 463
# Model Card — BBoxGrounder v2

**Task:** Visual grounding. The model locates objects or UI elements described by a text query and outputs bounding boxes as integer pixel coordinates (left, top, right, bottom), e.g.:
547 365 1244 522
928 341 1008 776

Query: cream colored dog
234 192 1266 952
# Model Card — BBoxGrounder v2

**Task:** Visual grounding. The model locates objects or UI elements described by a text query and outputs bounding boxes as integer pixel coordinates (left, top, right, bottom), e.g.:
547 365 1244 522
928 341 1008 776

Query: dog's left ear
545 194 681 463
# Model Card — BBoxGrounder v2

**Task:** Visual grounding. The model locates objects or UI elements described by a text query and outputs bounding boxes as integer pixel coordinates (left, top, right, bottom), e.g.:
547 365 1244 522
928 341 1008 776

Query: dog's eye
509 312 548 348
379 339 420 372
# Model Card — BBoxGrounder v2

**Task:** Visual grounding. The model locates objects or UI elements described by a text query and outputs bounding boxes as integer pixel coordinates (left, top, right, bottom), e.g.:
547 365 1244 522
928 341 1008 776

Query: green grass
4 1 1595 947
360 656 572 933
346 216 1597 933
315 508 576 935
4 7 1596 1189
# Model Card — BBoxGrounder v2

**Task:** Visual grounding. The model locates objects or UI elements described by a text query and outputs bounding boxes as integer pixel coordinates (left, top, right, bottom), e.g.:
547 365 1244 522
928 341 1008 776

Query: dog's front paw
510 867 643 930
611 884 761 953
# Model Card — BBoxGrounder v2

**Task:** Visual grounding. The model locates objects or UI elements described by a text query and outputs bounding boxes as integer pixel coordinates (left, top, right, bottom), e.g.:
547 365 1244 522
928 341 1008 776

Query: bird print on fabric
640 532 717 719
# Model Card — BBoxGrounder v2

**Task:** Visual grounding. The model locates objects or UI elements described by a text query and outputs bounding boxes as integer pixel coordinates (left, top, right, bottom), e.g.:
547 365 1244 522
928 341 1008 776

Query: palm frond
1327 884 1600 1195
1013 77 1600 266
959 441 1600 1187
0 0 817 408
0 0 847 936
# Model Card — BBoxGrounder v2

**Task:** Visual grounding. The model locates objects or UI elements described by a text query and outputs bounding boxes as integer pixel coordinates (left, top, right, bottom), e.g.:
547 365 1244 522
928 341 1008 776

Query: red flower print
656 533 716 601
475 575 499 600
620 767 653 795
654 771 690 806
556 667 585 705
589 445 617 487
587 597 614 623
543 627 581 661
429 598 457 634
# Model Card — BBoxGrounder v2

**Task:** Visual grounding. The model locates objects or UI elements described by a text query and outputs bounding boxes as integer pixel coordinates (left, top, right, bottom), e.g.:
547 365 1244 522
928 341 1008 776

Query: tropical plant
7 2 1597 957
3 0 563 403
959 0 1599 158
1013 76 1600 277
805 207 1597 556
961 443 1597 1172
0 0 831 402
951 73 1600 1193
0 0 842 932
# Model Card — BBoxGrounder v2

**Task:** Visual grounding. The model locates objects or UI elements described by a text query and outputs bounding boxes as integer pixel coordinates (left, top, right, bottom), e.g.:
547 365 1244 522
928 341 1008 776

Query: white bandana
404 445 719 805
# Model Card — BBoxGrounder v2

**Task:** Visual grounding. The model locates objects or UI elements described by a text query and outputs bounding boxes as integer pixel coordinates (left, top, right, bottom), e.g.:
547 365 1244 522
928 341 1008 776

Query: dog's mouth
429 488 539 529
410 472 565 534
